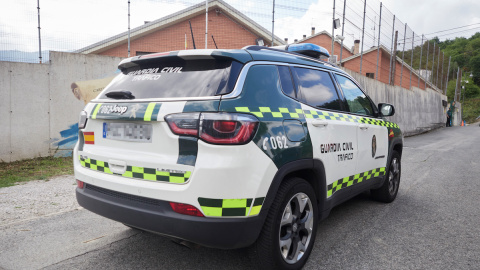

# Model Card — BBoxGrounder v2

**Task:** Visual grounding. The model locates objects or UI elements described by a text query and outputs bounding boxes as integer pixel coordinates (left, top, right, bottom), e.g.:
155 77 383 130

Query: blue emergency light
286 43 330 59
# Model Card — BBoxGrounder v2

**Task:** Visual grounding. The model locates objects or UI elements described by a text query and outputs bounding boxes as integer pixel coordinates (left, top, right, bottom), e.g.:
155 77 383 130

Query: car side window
278 65 296 99
243 65 282 95
334 74 374 116
294 67 342 111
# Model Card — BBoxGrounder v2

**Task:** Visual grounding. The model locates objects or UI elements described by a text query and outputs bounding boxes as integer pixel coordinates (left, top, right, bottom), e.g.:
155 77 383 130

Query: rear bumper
76 184 266 249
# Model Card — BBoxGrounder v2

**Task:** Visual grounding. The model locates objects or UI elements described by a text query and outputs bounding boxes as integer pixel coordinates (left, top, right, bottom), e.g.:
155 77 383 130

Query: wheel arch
262 159 327 218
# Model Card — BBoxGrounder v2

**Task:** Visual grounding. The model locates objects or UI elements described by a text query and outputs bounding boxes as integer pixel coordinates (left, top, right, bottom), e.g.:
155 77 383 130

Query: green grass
0 156 73 188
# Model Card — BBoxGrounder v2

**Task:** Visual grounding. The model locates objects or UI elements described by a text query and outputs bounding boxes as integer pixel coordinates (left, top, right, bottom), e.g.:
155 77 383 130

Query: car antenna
211 35 218 49
189 20 196 49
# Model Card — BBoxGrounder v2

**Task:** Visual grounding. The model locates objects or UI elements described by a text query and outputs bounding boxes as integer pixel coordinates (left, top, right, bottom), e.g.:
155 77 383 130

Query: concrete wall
343 69 452 136
0 52 457 162
0 51 124 162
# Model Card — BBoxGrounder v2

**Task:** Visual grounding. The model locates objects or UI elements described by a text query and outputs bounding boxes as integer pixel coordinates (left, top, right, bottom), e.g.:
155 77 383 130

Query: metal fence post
409 32 414 89
37 0 42 63
445 56 451 95
436 47 440 87
375 2 382 81
339 0 346 63
431 43 436 84
359 0 367 75
418 35 424 88
128 0 131 57
388 15 395 84
331 0 336 57
271 0 275 46
441 52 444 90
425 40 429 89
454 67 459 101
206 0 208 49
400 23 407 87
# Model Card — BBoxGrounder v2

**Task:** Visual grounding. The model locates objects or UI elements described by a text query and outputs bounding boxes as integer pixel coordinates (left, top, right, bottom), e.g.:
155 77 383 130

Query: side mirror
378 103 395 117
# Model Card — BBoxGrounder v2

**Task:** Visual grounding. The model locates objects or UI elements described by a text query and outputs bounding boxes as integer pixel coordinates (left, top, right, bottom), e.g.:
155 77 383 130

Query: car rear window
98 59 242 99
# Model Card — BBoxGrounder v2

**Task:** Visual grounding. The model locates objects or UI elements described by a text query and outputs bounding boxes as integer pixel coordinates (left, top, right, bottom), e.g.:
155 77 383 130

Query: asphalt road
1 126 479 270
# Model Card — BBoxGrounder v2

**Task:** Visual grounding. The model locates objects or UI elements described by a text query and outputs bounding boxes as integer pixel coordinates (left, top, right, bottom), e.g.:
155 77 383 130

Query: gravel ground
0 175 79 226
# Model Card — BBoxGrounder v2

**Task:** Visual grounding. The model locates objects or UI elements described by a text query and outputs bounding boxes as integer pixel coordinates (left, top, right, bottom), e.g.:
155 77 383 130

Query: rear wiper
105 91 135 100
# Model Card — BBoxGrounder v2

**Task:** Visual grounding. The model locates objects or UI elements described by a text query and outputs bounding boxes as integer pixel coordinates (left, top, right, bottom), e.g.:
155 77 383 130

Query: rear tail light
164 112 200 136
170 202 204 217
165 112 258 145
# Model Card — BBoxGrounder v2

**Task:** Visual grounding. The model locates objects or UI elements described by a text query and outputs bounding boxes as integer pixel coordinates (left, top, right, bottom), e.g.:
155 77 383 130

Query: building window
366 73 375 79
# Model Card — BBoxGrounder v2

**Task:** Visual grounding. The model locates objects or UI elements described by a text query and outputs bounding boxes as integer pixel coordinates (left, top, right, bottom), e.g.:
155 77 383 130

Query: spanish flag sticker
389 129 394 138
84 132 95 144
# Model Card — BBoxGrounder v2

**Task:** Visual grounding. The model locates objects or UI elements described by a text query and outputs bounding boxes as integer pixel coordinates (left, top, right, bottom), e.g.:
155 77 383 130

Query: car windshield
98 59 242 99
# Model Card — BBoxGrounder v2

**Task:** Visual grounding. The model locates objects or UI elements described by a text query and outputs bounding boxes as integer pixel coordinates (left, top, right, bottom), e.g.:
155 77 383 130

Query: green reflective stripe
234 107 399 128
143 102 156 121
198 197 266 217
223 199 248 208
78 156 191 183
327 167 386 197
79 156 113 175
201 207 223 217
91 103 102 119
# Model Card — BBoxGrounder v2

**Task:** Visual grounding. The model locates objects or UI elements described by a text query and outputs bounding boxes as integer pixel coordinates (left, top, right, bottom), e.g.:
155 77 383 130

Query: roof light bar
286 43 330 59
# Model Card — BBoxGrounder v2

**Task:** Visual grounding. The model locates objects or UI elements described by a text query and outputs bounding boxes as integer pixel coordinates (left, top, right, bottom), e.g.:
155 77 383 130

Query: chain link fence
0 0 463 92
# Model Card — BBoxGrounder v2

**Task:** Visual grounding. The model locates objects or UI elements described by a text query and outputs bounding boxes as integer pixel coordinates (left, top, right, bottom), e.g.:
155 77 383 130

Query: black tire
371 150 401 203
249 177 318 270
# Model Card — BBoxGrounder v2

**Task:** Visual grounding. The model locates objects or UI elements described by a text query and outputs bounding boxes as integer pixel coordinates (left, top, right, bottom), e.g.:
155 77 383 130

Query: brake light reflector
76 180 85 189
170 202 204 217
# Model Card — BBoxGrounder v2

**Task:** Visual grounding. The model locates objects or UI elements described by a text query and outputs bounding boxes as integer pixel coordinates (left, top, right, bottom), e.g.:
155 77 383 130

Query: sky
1 0 479 54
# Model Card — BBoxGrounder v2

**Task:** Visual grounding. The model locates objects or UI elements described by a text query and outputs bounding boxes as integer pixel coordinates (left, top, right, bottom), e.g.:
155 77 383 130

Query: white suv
74 44 403 269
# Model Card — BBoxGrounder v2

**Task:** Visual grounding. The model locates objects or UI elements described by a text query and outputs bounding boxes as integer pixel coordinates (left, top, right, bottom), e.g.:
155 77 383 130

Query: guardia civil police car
74 43 403 269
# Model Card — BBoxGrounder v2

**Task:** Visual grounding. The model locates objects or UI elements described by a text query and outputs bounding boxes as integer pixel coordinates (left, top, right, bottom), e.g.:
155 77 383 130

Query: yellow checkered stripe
198 197 265 217
327 167 386 197
79 156 191 184
235 107 399 128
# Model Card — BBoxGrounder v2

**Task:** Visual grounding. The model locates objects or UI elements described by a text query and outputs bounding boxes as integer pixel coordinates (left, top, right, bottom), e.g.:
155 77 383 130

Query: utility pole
390 31 398 86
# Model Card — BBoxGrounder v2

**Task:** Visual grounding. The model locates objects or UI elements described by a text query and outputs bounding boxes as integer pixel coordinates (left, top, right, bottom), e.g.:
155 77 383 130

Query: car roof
118 46 345 75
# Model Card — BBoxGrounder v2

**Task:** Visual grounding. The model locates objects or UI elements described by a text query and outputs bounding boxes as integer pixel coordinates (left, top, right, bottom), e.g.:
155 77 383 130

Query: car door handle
359 124 369 130
312 120 328 127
